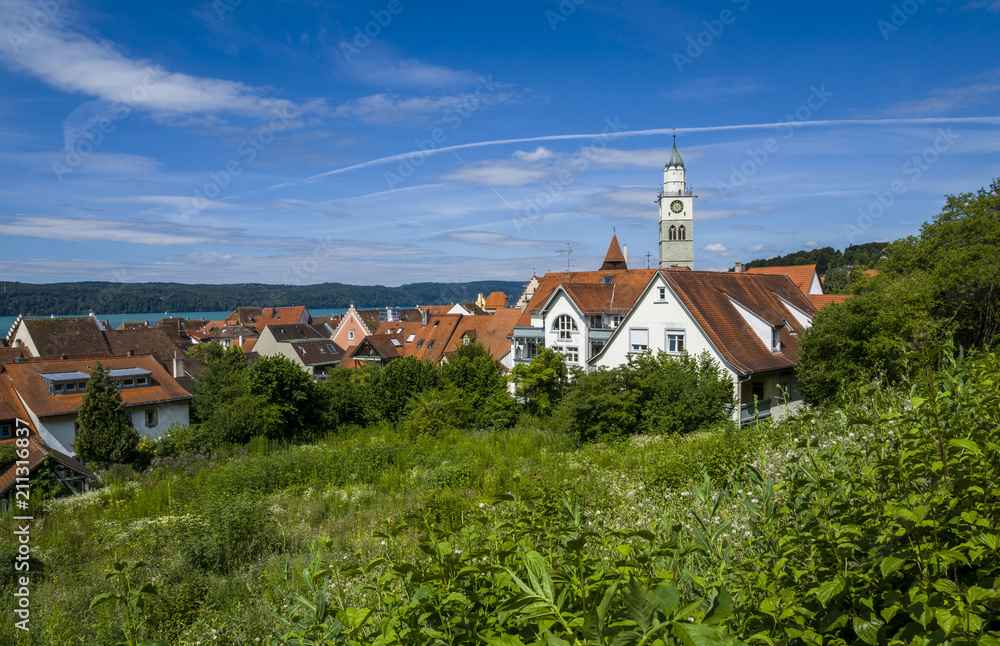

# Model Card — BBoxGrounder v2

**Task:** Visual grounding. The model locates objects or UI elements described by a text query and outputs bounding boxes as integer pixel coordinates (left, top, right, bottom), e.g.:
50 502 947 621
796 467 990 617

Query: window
564 346 579 363
65 383 76 392
136 377 148 386
416 340 424 348
426 340 435 348
0 424 11 440
668 225 677 241
327 344 336 352
54 384 63 393
678 225 686 241
123 378 134 386
463 337 471 345
78 382 87 390
348 330 354 341
145 409 158 428
600 275 613 284
657 287 667 301
553 315 577 341
609 314 622 328
752 382 765 402
406 335 415 343
666 330 685 354
590 341 605 359
772 327 782 353
629 328 649 352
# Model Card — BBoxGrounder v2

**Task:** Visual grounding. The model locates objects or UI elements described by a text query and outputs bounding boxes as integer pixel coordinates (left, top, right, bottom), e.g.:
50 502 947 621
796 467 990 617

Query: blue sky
0 0 998 286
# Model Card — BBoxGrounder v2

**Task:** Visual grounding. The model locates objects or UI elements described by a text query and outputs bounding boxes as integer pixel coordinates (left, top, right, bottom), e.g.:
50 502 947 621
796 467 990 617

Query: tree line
0 280 526 317
798 178 1000 404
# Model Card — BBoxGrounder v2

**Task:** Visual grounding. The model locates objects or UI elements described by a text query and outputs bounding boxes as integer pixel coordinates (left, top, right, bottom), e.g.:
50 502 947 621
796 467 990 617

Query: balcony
588 328 614 341
658 188 692 198
512 326 544 339
740 398 772 424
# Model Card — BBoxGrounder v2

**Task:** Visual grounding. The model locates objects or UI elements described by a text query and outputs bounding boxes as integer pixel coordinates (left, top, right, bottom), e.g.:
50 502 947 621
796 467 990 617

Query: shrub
0 443 18 474
403 384 475 438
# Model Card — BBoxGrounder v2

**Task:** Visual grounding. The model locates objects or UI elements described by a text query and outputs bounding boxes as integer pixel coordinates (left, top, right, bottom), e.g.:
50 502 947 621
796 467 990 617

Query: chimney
623 244 628 264
734 262 744 274
173 351 184 379
420 307 429 326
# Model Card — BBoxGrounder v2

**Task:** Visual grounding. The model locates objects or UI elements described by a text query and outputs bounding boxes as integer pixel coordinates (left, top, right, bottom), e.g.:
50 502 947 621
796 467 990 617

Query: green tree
441 341 517 428
192 343 249 423
73 363 141 468
554 366 639 443
880 177 1000 349
367 357 440 424
798 272 935 404
316 365 366 429
798 179 1000 404
248 354 323 441
510 347 569 417
624 350 735 435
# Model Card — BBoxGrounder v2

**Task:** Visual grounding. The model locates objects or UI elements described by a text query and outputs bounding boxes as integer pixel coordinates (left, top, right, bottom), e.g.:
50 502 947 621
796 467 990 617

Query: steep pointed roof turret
599 234 628 270
665 134 685 169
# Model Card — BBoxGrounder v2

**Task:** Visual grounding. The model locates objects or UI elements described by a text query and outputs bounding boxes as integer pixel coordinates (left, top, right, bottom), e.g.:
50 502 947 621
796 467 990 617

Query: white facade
21 401 189 457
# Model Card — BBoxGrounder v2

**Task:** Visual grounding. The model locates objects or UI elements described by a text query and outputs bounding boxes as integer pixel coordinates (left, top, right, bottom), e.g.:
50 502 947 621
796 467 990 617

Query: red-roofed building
2 355 192 458
513 236 821 423
745 264 824 296
253 306 311 332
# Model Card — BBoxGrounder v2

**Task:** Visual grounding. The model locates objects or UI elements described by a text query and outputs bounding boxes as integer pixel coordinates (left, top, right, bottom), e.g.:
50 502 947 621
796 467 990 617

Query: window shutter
630 329 648 347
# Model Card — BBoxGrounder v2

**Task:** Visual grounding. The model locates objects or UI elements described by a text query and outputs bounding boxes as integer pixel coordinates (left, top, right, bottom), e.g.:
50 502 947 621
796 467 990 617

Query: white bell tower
657 134 694 269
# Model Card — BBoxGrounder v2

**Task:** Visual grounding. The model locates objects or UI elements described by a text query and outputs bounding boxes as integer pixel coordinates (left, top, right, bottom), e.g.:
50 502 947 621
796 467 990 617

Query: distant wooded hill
0 280 528 317
744 242 889 274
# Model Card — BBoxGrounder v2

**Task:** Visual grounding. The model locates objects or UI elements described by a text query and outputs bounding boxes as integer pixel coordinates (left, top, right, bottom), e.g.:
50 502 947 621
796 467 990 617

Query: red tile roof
103 328 187 366
446 309 522 366
0 379 30 425
517 269 659 326
2 355 192 418
0 347 33 367
808 293 851 309
17 317 113 357
661 271 817 375
0 434 96 497
254 306 309 332
483 292 510 310
599 234 628 271
746 265 818 296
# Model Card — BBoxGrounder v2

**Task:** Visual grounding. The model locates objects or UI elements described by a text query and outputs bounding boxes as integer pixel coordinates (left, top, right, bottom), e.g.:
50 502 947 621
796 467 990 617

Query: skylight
601 275 613 284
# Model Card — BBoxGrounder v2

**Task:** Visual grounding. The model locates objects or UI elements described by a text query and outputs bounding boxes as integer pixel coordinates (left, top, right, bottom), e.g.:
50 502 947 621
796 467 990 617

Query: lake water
1 308 349 340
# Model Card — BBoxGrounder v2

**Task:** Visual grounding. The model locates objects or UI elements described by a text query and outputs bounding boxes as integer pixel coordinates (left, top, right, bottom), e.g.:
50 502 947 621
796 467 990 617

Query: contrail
293 116 1000 186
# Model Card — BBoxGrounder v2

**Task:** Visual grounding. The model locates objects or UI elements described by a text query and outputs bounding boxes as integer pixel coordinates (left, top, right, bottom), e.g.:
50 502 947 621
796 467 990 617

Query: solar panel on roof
108 368 153 378
40 371 89 381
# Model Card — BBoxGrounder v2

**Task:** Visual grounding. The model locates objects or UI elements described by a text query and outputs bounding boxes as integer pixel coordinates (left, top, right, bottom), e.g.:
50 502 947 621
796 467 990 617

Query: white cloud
0 215 228 246
441 161 549 187
804 241 818 248
0 0 306 119
745 244 766 253
886 81 1000 116
703 243 728 253
333 86 521 126
433 230 552 249
513 147 555 162
347 52 479 89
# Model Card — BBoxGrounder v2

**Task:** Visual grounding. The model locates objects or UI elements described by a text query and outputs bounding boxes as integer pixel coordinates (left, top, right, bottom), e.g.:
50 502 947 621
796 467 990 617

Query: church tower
657 136 694 269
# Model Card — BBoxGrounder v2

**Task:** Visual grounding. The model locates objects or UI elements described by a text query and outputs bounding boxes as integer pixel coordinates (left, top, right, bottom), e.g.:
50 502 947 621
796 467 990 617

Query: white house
512 236 818 423
1 355 192 458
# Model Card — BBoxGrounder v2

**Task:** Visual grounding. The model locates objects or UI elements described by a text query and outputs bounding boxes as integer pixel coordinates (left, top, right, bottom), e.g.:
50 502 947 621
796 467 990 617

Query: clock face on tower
670 200 684 214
